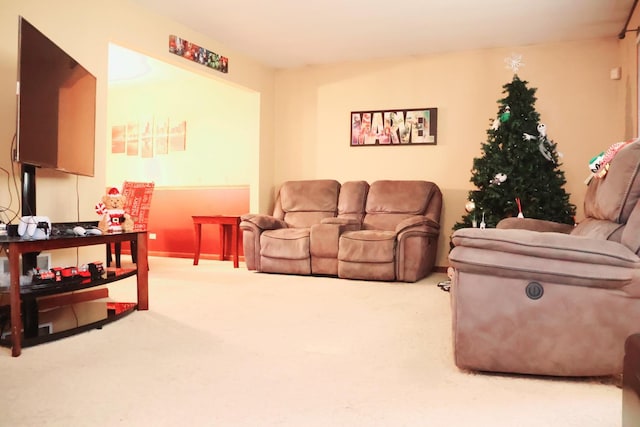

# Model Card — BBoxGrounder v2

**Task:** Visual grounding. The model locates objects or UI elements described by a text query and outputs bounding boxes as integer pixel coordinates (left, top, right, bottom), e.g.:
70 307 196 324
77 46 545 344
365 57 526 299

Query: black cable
75 174 80 266
619 0 640 39
9 133 23 223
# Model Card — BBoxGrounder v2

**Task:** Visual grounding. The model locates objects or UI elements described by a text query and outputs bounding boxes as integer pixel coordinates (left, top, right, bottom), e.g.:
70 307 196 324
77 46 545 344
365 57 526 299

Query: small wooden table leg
115 242 122 268
218 224 226 262
136 233 149 311
9 249 21 357
193 222 202 265
232 222 239 268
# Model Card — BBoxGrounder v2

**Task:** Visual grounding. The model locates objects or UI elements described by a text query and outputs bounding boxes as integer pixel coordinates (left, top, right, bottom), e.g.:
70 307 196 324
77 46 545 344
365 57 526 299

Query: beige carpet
0 257 621 426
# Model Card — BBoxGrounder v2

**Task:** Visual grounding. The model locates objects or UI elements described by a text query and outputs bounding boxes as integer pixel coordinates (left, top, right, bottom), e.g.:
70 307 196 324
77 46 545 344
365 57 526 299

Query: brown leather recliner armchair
241 179 341 275
338 180 442 282
448 139 640 376
623 333 640 427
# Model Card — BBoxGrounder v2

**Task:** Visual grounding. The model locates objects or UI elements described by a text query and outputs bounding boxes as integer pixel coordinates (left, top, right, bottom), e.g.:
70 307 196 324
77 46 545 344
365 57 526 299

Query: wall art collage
111 118 187 158
169 35 229 74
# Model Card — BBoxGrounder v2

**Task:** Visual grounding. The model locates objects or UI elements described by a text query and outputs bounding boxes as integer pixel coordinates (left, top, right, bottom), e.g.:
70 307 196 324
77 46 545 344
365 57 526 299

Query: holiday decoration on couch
453 56 576 230
589 139 635 180
95 187 134 233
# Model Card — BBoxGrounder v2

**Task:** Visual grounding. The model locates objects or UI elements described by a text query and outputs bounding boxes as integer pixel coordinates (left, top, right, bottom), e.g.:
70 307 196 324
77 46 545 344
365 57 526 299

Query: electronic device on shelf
15 16 97 178
72 226 103 236
17 216 51 239
14 17 98 272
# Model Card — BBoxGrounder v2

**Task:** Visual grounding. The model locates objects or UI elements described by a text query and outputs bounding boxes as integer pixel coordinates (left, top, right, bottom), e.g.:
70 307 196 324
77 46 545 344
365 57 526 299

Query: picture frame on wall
111 125 126 154
140 118 154 158
169 120 187 152
126 121 139 156
350 108 437 146
154 118 169 155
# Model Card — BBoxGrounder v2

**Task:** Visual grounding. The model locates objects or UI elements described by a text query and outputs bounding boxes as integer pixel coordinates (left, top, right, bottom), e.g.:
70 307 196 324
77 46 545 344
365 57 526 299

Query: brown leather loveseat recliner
241 179 442 282
448 138 640 377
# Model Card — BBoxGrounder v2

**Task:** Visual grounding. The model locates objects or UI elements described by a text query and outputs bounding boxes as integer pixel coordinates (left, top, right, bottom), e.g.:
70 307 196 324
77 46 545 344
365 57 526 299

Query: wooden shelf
0 269 138 298
0 303 137 349
1 230 148 356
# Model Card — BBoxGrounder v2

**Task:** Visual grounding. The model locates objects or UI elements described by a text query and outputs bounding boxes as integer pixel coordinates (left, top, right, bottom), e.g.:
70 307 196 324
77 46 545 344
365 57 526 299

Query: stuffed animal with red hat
95 187 134 233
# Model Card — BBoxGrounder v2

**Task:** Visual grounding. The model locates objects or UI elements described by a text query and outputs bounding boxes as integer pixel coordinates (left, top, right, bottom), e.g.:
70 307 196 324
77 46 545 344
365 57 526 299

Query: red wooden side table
192 215 241 268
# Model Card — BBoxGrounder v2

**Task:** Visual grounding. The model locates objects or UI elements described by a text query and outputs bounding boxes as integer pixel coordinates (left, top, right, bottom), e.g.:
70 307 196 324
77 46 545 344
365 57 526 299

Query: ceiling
130 0 636 69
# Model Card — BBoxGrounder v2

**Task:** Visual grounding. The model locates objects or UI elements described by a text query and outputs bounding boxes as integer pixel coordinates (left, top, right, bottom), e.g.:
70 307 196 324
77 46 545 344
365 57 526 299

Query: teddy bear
95 187 134 233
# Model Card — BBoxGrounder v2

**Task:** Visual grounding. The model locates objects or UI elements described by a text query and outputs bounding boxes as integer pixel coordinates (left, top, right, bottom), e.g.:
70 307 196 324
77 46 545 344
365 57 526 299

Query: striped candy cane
95 202 107 216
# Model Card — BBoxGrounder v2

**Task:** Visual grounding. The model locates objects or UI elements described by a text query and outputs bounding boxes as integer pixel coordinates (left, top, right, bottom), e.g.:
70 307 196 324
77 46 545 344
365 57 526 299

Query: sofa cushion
365 180 434 214
338 230 397 281
571 217 623 241
261 228 310 260
338 230 396 263
337 180 369 223
273 180 340 228
363 180 437 231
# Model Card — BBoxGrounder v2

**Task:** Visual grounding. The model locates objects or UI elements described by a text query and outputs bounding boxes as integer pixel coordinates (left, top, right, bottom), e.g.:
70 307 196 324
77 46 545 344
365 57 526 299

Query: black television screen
16 17 96 177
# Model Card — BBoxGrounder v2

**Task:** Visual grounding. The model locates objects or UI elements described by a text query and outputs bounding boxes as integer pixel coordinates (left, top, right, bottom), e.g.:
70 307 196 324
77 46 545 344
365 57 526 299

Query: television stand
0 231 148 357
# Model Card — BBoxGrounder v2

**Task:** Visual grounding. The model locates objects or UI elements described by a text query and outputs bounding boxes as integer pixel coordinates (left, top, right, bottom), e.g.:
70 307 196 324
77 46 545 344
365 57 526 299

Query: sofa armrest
310 221 360 259
395 216 440 235
497 217 574 234
240 213 287 231
239 214 288 271
449 227 640 291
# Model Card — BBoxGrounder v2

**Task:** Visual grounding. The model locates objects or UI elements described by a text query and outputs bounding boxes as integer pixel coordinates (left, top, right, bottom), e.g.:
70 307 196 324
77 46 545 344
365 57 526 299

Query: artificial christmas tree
454 68 576 230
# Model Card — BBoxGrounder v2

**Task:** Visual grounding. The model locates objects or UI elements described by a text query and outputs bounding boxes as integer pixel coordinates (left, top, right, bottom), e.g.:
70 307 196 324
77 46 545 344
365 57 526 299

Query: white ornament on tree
465 200 476 213
505 54 524 73
516 197 525 218
490 173 507 185
539 141 554 162
537 123 547 138
522 123 556 162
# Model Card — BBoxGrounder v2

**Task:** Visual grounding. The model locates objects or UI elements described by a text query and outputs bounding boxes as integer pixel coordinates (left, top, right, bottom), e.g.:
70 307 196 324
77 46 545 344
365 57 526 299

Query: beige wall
0 0 275 221
620 5 640 139
273 40 626 267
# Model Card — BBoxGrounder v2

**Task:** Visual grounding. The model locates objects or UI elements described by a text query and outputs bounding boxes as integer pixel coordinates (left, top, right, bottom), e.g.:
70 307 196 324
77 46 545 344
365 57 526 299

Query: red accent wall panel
142 186 249 260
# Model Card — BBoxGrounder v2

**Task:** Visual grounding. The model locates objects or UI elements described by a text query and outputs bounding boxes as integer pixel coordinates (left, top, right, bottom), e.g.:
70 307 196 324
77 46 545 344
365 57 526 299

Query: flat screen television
15 16 97 179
